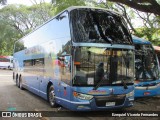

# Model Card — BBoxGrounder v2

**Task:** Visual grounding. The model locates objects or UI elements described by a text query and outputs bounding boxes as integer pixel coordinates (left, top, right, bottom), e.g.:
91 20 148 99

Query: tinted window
24 58 44 67
0 58 10 62
15 11 70 52
135 44 159 80
24 58 45 74
73 47 134 86
70 9 132 44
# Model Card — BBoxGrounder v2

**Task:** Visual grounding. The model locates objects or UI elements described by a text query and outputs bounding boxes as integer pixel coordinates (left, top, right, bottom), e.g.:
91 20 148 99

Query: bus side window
35 58 44 67
60 55 71 85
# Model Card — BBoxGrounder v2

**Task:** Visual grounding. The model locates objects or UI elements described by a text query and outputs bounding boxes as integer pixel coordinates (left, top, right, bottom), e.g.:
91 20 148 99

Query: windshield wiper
122 81 128 89
93 78 106 90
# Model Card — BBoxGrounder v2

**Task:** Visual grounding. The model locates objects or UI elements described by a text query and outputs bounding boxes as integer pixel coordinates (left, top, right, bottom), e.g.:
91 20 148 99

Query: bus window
0 58 10 62
133 35 160 98
60 55 71 85
73 47 134 86
24 58 44 74
35 58 44 67
135 44 159 80
71 9 132 44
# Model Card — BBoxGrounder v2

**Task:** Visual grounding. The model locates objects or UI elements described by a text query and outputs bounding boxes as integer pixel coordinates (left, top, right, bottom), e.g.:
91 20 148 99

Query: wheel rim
49 89 56 106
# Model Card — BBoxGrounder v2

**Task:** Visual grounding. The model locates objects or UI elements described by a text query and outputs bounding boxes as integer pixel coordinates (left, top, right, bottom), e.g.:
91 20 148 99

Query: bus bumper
68 97 134 111
134 85 160 97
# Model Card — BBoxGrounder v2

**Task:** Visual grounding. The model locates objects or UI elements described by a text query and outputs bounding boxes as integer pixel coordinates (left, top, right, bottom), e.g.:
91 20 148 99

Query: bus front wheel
48 85 57 107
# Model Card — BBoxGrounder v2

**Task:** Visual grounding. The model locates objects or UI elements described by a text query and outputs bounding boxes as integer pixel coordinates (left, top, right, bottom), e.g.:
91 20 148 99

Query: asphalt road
0 69 160 120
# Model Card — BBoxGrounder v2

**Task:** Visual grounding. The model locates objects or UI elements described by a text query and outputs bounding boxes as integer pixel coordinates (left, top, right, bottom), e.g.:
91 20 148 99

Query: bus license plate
106 102 115 106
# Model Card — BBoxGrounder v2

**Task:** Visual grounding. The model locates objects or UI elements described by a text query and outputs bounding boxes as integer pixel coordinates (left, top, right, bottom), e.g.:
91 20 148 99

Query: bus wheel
8 66 10 70
16 75 19 87
48 85 57 107
19 76 24 90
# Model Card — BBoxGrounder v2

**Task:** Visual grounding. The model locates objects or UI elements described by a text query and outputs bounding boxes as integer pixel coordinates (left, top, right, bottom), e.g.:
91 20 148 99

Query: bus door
59 55 72 102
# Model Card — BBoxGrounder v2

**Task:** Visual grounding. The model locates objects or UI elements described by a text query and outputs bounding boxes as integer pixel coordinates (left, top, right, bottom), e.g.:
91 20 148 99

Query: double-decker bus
133 35 160 97
13 6 135 111
0 56 13 69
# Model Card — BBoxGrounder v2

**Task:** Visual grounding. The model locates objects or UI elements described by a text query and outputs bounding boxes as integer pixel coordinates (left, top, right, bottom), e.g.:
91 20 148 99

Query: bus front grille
94 95 125 107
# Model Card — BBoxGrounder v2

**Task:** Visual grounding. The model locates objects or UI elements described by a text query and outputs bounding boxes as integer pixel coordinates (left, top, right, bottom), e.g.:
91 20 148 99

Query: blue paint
133 35 160 97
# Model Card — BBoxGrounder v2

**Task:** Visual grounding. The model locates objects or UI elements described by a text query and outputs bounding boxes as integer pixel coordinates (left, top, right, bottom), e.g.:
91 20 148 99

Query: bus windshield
135 44 159 81
73 47 134 86
0 57 10 62
70 8 132 44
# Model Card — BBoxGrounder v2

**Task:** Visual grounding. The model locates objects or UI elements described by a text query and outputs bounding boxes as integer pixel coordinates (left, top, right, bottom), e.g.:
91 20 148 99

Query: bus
153 46 160 65
0 56 13 69
133 35 160 97
13 6 135 111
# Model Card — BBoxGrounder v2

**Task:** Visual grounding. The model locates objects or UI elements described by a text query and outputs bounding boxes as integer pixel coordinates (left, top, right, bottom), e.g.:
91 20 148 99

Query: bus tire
19 76 24 90
16 75 19 87
8 66 10 70
48 85 57 107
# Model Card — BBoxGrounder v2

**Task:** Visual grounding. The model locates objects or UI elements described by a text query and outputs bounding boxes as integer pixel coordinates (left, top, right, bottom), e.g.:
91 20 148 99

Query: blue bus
13 6 135 111
133 35 160 97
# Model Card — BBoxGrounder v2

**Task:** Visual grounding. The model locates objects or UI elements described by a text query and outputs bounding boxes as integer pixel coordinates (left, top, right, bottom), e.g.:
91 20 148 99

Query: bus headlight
126 90 134 97
73 92 93 100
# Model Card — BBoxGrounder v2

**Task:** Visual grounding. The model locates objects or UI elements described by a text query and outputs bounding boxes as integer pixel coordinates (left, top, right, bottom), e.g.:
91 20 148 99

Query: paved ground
0 69 159 120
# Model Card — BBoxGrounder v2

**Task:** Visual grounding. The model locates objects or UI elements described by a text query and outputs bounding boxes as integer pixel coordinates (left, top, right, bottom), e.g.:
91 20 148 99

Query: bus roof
67 6 121 15
132 35 151 45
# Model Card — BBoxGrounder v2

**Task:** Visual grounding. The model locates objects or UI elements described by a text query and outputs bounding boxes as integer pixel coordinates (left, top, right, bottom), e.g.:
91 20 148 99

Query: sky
7 0 51 6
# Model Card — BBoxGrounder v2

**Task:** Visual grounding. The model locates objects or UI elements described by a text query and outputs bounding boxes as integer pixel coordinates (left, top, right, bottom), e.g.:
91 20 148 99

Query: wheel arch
47 81 53 101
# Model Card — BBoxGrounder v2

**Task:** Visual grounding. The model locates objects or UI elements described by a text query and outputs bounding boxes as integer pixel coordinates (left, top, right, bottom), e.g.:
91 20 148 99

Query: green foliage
133 14 160 45
135 27 160 45
0 19 22 55
95 1 160 45
0 0 87 55
53 0 86 14
0 3 55 55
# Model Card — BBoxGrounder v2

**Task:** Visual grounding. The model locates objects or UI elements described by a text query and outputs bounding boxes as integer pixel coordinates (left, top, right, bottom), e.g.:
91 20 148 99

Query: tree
134 12 160 45
0 3 55 55
108 0 160 16
0 19 21 55
97 0 160 44
51 0 86 14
